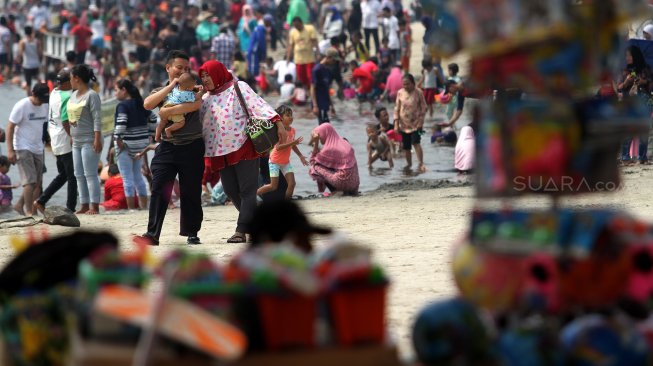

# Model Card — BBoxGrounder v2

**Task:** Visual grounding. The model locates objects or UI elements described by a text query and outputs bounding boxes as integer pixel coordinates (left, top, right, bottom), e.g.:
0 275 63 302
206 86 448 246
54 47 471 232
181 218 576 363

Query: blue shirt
248 24 267 58
167 87 196 105
312 63 334 111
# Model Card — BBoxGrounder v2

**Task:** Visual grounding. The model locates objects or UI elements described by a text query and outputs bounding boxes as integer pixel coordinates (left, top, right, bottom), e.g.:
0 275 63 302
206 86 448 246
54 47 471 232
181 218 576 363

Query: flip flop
227 233 246 244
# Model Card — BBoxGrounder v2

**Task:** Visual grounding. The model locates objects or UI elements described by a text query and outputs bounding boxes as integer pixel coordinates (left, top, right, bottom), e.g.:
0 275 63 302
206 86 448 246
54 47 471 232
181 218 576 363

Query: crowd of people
0 0 478 245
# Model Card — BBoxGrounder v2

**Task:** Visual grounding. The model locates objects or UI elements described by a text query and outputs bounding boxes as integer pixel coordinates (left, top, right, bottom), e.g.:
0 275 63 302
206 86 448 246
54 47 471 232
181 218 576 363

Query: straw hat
198 11 212 22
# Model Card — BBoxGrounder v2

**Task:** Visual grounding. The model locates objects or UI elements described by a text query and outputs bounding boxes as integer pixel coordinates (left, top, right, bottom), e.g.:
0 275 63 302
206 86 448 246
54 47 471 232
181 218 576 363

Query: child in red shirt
101 164 132 211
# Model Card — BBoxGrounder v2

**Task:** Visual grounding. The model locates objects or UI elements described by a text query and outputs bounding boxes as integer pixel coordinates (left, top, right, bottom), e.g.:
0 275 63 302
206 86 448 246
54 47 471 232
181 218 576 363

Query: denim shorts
269 162 293 178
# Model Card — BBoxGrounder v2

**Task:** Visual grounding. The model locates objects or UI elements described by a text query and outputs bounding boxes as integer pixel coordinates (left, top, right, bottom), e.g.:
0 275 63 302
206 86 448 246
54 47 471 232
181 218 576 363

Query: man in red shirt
69 17 92 64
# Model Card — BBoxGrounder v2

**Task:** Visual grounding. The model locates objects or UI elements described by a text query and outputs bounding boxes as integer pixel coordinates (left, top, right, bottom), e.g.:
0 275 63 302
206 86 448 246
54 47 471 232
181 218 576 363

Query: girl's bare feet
76 204 90 214
86 203 100 215
418 164 427 173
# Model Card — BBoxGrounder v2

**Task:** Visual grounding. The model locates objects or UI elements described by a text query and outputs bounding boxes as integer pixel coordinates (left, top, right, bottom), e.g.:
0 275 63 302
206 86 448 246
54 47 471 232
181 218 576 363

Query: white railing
43 32 76 61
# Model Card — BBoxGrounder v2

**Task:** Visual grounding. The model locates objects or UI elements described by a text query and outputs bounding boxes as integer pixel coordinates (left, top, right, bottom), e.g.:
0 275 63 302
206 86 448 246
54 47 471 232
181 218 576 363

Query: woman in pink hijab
237 5 257 53
454 125 475 173
308 123 360 195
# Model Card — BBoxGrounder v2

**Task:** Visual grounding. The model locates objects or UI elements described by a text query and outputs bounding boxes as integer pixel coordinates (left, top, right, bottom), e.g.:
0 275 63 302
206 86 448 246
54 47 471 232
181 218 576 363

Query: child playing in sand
257 105 308 199
0 156 18 212
366 124 393 169
279 74 296 104
290 81 308 106
101 164 131 211
157 72 197 140
374 106 402 155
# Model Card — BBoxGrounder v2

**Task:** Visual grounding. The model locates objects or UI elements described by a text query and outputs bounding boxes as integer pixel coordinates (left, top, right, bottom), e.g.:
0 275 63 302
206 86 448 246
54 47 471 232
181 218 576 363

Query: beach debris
43 206 80 227
0 216 40 229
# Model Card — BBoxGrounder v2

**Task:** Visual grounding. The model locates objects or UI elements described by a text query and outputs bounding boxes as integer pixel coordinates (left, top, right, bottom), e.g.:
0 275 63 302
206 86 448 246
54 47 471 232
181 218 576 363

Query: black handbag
234 82 279 154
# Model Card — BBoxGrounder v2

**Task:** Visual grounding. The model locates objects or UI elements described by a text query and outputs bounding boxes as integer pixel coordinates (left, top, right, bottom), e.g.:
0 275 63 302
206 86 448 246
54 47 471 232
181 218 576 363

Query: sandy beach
1 165 652 361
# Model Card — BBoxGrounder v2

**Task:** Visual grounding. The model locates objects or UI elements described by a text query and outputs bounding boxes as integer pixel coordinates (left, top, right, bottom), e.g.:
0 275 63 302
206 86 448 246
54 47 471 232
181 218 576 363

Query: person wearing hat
310 48 340 124
644 24 653 40
34 69 77 214
196 11 219 51
5 82 50 216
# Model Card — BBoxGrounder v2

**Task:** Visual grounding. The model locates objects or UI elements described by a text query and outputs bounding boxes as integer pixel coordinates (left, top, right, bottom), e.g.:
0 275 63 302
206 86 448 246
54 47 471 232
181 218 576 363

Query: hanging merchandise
412 0 653 365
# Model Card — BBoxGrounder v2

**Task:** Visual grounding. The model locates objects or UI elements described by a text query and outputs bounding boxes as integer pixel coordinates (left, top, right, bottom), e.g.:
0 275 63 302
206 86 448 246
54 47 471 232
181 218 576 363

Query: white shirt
90 18 105 40
274 60 296 85
9 97 48 154
48 89 72 156
280 83 295 100
383 16 399 50
0 26 10 54
361 0 381 29
29 5 49 29
294 88 307 102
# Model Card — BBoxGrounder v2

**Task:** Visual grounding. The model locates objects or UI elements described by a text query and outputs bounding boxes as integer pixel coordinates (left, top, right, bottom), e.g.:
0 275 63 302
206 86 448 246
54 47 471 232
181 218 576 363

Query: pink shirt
385 67 403 98
394 88 426 131
269 127 296 165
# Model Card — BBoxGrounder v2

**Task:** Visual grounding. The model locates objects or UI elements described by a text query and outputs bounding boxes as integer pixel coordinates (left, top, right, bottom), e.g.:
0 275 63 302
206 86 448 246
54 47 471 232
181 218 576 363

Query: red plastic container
257 294 317 350
328 285 387 346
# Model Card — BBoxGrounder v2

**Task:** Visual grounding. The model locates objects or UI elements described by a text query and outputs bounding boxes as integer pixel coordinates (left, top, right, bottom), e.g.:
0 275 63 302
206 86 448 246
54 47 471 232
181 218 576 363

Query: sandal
227 232 246 243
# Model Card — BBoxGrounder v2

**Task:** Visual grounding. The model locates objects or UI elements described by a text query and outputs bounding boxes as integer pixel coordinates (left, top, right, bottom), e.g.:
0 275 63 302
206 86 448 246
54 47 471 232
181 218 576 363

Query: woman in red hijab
199 60 287 243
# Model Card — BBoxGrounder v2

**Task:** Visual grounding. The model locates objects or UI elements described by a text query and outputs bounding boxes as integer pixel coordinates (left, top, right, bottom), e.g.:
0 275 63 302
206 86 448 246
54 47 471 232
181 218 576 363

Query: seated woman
308 123 360 195
454 125 475 174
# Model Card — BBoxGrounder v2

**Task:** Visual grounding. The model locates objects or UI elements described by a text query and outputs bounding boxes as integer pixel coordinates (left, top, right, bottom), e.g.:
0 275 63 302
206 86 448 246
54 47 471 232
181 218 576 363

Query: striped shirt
114 99 157 157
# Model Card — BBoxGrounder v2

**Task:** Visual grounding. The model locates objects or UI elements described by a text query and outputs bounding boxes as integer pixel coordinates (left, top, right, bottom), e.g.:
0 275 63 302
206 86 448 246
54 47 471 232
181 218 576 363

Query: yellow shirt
66 99 87 125
289 25 317 65
233 60 248 80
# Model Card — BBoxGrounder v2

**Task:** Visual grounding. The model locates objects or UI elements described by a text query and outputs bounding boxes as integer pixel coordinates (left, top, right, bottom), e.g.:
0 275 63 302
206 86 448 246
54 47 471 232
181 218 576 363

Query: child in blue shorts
257 105 308 199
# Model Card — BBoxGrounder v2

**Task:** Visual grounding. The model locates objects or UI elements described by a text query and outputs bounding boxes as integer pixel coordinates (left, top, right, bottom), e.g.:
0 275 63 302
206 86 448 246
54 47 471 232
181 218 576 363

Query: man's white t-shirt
48 89 72 156
361 0 381 29
383 16 399 50
274 60 297 85
9 97 48 154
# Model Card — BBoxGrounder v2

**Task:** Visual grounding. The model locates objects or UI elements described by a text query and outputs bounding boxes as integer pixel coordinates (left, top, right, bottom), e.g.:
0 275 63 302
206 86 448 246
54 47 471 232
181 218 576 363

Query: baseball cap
645 24 653 38
56 68 70 83
32 83 50 103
